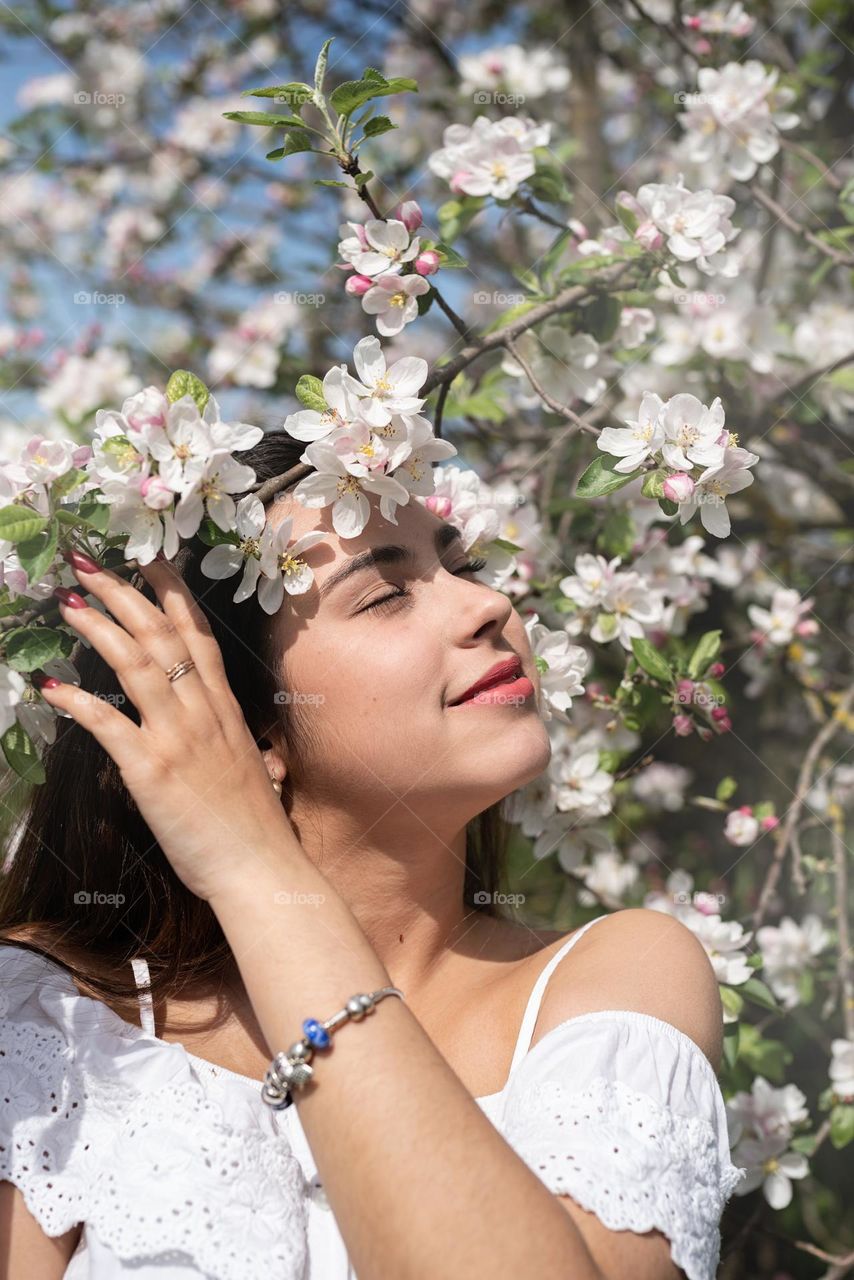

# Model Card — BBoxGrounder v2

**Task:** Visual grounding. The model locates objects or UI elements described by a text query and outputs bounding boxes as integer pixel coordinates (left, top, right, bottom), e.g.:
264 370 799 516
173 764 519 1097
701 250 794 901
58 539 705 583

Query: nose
448 568 515 644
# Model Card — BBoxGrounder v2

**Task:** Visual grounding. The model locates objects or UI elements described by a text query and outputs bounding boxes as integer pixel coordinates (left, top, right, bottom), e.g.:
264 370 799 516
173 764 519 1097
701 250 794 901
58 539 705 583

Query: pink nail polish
53 586 89 609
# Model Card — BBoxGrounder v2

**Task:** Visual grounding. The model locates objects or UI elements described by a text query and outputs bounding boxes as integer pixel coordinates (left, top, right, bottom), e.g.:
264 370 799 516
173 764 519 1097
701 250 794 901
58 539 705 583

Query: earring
270 775 283 795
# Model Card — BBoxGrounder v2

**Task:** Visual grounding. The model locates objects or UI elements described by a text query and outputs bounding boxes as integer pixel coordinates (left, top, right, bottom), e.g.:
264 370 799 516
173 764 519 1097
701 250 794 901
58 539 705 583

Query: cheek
289 623 440 734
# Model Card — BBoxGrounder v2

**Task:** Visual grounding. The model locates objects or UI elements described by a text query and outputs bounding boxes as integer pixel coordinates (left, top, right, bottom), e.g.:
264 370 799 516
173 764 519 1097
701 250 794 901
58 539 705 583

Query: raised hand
36 550 302 904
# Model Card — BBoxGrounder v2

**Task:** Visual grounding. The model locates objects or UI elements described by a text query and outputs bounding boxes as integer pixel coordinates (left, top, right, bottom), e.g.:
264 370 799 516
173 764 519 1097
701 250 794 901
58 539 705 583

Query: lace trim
502 1075 747 1280
0 1019 309 1280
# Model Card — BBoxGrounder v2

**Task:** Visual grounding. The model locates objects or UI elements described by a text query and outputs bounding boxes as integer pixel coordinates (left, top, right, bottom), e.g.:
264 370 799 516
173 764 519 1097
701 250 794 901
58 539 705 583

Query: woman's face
267 491 552 831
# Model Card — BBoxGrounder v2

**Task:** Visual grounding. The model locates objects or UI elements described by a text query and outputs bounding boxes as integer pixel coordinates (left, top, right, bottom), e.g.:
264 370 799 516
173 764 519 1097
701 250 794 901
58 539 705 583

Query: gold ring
165 658 196 683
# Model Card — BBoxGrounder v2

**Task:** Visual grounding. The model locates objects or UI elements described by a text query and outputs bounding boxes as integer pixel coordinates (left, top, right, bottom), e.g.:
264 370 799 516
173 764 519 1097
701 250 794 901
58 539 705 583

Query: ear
259 736 288 783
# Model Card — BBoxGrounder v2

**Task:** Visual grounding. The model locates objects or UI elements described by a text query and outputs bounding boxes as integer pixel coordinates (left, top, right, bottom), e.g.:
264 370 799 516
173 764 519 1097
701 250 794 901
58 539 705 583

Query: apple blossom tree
1 2 853 1273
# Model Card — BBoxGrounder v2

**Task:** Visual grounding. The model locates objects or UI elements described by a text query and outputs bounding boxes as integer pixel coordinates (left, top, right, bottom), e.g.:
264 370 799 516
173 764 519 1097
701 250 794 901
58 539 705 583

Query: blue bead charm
303 1017 331 1048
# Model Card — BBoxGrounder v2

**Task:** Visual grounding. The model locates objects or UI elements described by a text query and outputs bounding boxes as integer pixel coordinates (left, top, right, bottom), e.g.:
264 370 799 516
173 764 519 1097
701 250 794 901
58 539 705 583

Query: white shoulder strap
507 915 609 1075
129 956 157 1036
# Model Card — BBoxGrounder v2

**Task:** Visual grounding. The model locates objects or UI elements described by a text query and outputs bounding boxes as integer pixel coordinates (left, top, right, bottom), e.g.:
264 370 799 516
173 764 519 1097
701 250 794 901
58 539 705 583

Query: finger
54 592 195 729
33 674 144 776
66 550 232 705
61 553 212 718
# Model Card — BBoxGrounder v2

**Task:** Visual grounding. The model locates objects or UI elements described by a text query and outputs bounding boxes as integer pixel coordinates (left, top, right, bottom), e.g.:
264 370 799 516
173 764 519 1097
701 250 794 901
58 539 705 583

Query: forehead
265 490 460 586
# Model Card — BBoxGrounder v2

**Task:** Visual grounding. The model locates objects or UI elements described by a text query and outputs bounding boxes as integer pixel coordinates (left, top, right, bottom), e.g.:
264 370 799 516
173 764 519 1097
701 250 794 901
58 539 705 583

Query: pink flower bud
424 495 453 518
737 804 753 816
414 250 441 276
795 619 819 637
450 171 472 194
696 724 714 742
712 712 732 734
663 472 695 503
708 662 725 678
760 815 779 832
345 273 373 297
397 201 423 231
712 706 731 724
695 37 712 54
635 220 664 251
684 14 701 27
676 678 695 705
139 474 174 511
672 714 694 737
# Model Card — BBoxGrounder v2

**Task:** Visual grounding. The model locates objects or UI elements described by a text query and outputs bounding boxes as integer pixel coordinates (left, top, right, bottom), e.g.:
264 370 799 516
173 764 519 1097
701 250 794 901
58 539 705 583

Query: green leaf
631 636 674 685
51 467 86 502
242 82 314 109
830 1104 854 1149
329 75 417 119
598 509 636 558
658 496 678 516
722 1022 740 1069
276 130 316 158
1 721 45 785
195 518 240 549
4 625 66 672
491 537 524 554
363 115 396 137
583 294 621 343
16 517 59 584
295 374 328 413
314 38 334 94
361 67 386 84
353 169 373 189
687 629 722 679
719 985 745 1018
615 201 640 235
716 775 738 802
575 454 639 499
539 227 574 281
165 369 210 412
0 505 49 544
315 178 350 188
641 469 665 499
221 110 306 128
76 495 110 535
739 977 779 1011
432 241 467 269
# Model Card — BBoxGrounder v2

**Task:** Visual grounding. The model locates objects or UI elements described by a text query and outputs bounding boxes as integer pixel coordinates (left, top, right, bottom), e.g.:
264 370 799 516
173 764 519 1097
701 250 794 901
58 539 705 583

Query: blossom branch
753 684 854 930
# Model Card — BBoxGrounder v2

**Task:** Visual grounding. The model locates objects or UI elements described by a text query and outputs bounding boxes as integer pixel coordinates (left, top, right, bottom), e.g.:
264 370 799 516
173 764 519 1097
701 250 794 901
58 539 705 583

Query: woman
0 430 743 1279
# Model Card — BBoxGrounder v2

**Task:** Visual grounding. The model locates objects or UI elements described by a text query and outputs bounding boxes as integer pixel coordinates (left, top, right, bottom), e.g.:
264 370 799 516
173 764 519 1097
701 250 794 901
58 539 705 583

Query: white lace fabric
499 1009 747 1280
0 932 745 1280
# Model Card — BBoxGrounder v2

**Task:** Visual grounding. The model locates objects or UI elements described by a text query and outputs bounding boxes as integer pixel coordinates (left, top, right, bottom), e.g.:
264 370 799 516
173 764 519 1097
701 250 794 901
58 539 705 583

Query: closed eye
359 556 489 614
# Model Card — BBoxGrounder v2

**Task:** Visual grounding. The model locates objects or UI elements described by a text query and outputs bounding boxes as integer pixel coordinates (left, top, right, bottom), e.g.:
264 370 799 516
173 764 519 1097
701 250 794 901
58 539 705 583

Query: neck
285 802 498 995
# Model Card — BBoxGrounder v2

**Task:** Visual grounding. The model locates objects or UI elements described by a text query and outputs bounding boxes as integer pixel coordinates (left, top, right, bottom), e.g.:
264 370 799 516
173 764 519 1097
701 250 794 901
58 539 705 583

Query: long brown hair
0 428 509 1019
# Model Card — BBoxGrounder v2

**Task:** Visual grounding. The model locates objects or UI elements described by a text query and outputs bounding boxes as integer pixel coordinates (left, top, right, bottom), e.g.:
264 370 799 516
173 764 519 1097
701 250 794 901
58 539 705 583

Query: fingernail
53 586 89 609
62 548 103 574
32 673 62 690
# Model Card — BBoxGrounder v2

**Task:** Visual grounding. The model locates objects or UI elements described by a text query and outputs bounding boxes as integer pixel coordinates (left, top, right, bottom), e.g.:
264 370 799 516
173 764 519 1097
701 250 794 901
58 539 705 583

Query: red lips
449 656 522 706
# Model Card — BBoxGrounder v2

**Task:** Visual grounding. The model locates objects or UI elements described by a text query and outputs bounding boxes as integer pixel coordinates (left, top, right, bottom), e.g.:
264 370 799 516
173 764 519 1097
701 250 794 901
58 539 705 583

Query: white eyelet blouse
0 915 745 1279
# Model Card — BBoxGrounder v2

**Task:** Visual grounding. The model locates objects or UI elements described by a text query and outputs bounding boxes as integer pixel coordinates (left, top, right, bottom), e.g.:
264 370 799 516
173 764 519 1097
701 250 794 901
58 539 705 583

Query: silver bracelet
261 985 405 1110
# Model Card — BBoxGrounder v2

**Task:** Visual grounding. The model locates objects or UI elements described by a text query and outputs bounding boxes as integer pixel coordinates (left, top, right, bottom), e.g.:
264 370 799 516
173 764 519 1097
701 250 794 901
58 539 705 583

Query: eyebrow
318 522 463 602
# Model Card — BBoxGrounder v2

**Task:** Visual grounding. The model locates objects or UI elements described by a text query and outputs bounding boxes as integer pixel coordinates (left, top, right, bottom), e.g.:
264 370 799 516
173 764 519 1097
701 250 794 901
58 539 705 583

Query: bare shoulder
532 908 725 1073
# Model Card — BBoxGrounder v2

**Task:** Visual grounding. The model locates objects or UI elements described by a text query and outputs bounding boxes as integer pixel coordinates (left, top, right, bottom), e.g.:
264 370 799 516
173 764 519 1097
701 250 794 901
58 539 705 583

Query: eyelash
360 557 489 615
